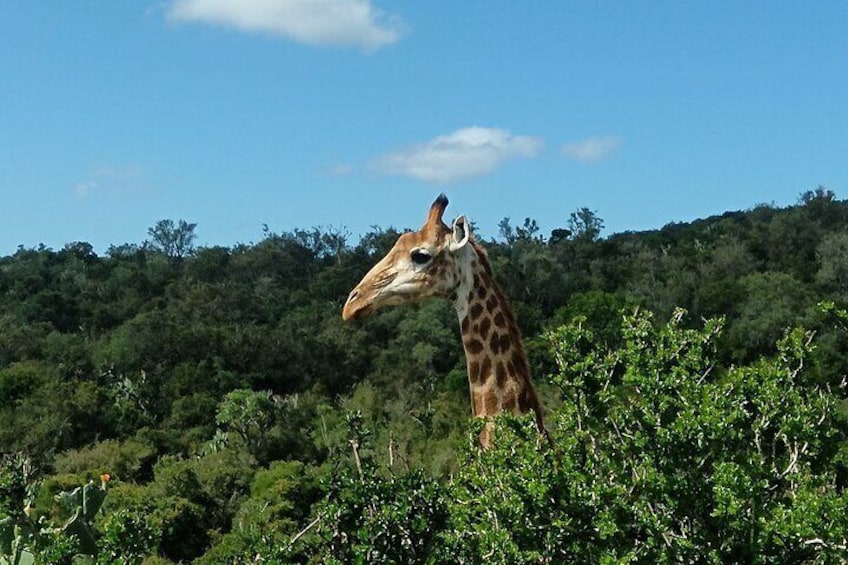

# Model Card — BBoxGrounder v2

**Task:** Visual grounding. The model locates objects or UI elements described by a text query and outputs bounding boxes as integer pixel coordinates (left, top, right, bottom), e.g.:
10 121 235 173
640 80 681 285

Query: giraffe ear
450 215 471 251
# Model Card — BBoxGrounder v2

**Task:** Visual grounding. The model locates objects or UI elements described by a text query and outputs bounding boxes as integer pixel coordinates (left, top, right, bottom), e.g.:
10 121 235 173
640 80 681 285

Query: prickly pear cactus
55 480 108 554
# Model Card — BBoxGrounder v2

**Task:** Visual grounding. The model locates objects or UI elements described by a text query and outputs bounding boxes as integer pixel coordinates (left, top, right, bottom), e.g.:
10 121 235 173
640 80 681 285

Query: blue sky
2 1 846 255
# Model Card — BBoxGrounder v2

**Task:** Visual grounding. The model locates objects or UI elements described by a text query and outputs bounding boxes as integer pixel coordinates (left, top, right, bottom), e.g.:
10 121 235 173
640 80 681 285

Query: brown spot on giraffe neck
469 303 484 320
479 317 492 339
489 331 502 355
464 336 484 355
499 333 511 353
480 357 492 383
468 360 480 384
495 361 507 386
518 387 533 413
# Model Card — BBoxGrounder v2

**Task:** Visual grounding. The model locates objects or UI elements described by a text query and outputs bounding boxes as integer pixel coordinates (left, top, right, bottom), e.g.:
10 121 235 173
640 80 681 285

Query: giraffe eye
410 250 432 265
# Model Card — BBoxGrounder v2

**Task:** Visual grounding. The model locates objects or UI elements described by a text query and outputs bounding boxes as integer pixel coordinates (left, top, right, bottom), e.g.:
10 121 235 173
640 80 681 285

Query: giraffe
342 194 547 448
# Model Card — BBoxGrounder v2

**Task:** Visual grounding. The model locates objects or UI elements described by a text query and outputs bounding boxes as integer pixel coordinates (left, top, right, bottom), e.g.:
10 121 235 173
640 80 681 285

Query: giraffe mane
469 240 494 277
469 239 523 336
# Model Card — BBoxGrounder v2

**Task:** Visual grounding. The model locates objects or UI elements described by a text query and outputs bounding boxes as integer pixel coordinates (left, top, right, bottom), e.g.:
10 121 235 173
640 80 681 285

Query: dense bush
291 309 848 563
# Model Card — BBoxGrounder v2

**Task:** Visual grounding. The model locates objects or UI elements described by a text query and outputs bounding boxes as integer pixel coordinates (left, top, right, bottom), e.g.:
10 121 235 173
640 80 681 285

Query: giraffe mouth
342 271 398 322
343 300 374 321
342 288 376 321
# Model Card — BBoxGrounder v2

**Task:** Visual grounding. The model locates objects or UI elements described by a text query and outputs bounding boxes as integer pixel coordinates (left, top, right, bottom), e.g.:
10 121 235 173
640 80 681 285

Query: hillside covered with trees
2 188 847 563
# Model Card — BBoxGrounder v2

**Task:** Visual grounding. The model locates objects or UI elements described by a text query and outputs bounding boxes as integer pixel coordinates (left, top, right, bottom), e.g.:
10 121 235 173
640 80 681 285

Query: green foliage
53 438 155 483
97 508 158 563
567 207 605 243
195 460 324 564
0 364 77 458
0 362 45 406
2 197 848 561
542 310 848 561
816 230 848 300
215 389 278 460
0 455 38 565
728 272 815 360
292 413 450 564
0 455 110 564
294 310 848 563
147 219 197 260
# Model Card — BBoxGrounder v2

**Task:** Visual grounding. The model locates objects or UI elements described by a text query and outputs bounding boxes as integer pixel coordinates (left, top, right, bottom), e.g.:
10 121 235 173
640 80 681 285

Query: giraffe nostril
347 289 359 304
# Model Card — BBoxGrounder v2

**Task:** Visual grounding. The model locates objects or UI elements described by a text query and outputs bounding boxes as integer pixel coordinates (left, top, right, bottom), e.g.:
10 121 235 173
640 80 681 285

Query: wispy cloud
561 135 621 163
325 163 354 177
372 127 543 184
74 165 146 200
167 0 405 51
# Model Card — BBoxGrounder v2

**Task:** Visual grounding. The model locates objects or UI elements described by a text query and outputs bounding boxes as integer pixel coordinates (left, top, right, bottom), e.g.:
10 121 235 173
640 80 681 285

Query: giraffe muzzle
342 288 374 321
343 269 399 322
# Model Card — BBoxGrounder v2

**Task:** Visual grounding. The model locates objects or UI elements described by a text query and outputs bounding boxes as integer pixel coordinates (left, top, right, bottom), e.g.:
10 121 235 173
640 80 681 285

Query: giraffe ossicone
342 194 547 448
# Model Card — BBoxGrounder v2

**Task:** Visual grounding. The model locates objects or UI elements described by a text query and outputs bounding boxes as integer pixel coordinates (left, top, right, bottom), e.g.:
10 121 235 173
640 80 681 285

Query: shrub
291 309 848 563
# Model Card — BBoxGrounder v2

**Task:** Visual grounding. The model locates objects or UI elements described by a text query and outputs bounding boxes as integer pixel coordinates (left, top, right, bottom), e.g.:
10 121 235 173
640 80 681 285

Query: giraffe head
343 194 472 322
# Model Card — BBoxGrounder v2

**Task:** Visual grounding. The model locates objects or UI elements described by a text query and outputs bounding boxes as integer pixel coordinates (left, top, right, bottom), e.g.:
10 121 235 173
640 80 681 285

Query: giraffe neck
451 244 543 425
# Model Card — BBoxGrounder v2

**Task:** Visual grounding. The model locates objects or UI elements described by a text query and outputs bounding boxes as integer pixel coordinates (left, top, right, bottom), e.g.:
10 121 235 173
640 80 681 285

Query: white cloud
561 136 621 162
74 165 145 200
167 0 404 51
372 127 543 184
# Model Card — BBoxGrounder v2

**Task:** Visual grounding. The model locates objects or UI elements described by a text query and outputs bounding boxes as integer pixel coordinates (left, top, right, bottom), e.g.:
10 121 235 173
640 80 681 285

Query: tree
147 219 197 260
799 186 836 206
498 217 517 244
515 218 543 243
498 217 546 244
548 228 571 244
817 231 848 299
567 207 604 242
728 272 814 360
215 389 279 461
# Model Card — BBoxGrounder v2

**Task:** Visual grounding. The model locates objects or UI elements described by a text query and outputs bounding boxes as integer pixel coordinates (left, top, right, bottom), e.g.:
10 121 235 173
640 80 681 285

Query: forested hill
2 188 847 562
